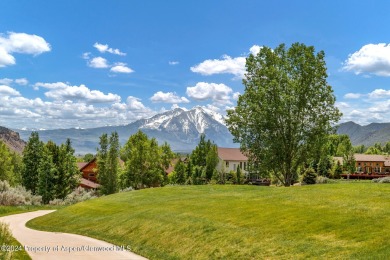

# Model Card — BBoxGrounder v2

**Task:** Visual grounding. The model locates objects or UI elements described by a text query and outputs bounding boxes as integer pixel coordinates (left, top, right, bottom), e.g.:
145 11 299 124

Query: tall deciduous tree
226 43 341 186
120 130 174 189
0 140 13 183
22 132 44 194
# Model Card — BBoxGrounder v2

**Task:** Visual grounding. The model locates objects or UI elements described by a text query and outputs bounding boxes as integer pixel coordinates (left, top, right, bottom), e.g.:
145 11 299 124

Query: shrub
316 176 337 184
372 177 390 183
49 187 97 205
0 222 13 259
0 180 41 206
302 168 317 185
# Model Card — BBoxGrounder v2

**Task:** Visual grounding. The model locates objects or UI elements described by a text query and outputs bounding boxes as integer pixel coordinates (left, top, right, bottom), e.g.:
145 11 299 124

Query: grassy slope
28 183 390 259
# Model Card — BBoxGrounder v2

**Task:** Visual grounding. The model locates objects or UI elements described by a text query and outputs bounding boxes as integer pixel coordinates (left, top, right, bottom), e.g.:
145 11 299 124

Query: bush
49 187 97 205
316 176 337 184
372 177 390 183
0 222 13 259
302 168 317 185
0 180 41 206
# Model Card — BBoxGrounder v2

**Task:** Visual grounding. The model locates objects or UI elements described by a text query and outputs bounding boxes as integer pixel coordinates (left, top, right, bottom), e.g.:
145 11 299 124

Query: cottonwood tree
120 130 175 189
226 43 341 186
0 140 14 184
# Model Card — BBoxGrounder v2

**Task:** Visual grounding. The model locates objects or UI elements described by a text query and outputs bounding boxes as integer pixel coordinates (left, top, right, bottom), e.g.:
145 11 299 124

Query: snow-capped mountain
16 106 237 154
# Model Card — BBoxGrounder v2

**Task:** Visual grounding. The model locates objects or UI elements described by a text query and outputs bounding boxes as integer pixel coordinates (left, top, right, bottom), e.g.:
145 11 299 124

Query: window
240 162 243 169
244 162 247 170
89 173 95 177
225 161 229 168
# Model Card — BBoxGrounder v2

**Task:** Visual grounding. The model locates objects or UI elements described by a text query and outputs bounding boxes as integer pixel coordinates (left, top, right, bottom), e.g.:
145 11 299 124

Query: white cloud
0 47 15 67
169 61 179 65
15 78 28 85
0 85 21 96
249 45 261 56
0 78 14 85
233 92 240 100
344 93 362 99
368 89 390 99
150 91 189 104
343 43 390 76
110 63 134 73
186 82 233 105
126 96 147 110
0 32 50 67
190 45 261 78
36 82 120 103
191 55 246 77
88 57 109 68
93 42 126 56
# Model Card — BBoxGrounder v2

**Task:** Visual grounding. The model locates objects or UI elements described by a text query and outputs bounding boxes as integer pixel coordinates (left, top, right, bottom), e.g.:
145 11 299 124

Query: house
336 153 390 179
77 157 125 189
353 154 390 174
217 147 248 174
78 158 100 189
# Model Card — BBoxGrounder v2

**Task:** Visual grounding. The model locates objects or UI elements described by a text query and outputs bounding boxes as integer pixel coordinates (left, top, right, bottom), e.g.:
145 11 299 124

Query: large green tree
120 130 174 189
0 140 14 183
22 132 44 194
226 43 341 186
97 132 120 195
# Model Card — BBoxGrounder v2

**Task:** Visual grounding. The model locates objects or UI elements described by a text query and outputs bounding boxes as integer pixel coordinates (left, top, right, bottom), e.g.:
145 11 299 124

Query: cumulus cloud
191 55 246 77
93 42 126 56
343 43 390 76
35 82 120 103
88 57 109 68
186 82 233 105
190 45 261 78
344 93 362 99
0 90 156 130
150 91 189 104
0 32 51 67
0 78 29 86
368 89 390 99
0 85 21 96
110 63 134 74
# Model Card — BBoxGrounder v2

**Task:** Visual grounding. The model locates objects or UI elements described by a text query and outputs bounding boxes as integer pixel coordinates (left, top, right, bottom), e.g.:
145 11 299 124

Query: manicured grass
28 183 390 259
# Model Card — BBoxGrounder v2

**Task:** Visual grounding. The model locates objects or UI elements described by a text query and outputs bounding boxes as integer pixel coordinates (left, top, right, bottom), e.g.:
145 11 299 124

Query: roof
77 162 88 170
334 154 390 167
79 178 100 189
217 147 248 161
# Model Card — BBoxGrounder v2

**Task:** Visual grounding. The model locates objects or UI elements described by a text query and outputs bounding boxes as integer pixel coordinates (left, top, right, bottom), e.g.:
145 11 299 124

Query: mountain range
15 106 238 154
336 121 390 147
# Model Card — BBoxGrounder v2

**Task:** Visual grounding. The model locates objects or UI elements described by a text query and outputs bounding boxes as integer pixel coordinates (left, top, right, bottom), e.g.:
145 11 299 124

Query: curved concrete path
0 210 147 260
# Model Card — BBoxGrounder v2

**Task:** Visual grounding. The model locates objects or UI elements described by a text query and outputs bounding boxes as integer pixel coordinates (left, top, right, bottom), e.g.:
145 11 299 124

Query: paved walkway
0 210 147 260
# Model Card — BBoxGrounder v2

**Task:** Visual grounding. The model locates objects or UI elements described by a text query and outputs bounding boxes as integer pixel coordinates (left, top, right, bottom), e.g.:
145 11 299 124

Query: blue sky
1 0 390 129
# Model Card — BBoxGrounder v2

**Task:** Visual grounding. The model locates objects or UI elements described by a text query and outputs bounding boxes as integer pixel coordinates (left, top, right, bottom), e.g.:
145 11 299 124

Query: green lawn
27 183 390 259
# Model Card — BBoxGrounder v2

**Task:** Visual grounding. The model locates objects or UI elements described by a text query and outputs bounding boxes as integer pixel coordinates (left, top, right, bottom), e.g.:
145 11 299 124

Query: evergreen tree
22 132 44 194
58 139 79 198
174 159 187 185
236 165 242 184
38 146 56 203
